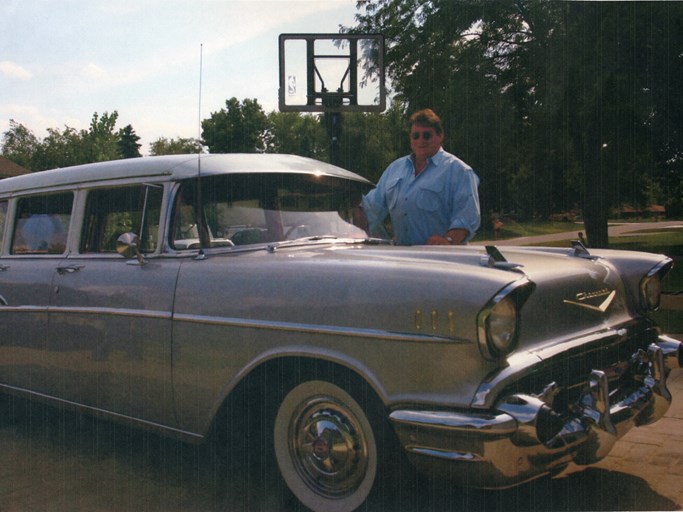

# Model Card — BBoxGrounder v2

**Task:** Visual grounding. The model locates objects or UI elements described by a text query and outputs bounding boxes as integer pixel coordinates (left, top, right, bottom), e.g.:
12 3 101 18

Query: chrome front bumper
389 336 682 489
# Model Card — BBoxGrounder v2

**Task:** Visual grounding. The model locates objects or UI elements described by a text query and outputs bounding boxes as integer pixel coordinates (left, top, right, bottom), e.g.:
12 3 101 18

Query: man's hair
409 109 443 135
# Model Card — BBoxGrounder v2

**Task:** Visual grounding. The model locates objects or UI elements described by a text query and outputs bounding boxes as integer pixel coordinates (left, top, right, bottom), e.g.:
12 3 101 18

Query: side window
81 185 163 254
11 193 73 255
0 200 7 248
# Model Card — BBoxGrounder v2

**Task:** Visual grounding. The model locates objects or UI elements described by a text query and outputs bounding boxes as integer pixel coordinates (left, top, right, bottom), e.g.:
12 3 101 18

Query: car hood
261 241 659 354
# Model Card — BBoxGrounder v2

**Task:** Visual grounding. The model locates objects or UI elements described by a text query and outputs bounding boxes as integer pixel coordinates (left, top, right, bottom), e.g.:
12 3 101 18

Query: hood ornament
481 246 525 273
564 288 616 313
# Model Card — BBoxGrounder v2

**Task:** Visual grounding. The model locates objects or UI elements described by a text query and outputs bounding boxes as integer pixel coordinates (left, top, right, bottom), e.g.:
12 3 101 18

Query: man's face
410 123 443 160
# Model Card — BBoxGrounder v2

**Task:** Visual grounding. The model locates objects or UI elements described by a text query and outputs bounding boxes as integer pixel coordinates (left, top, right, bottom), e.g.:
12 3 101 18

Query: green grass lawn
472 220 584 241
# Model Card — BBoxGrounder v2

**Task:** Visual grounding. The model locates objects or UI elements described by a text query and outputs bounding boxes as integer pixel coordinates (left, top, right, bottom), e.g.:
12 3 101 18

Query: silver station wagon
0 154 680 512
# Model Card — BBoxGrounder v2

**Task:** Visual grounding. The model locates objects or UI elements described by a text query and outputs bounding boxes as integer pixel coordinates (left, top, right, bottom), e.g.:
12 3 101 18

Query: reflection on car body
0 154 680 512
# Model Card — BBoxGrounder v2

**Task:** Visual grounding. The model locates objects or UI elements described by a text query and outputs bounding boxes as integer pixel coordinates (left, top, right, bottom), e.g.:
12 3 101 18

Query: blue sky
0 0 359 154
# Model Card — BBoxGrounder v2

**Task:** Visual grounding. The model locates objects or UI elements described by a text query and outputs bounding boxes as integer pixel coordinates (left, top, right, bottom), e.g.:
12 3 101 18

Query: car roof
0 153 372 195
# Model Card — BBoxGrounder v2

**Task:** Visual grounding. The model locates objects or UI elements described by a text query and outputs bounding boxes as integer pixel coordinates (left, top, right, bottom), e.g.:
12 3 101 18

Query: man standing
362 109 480 245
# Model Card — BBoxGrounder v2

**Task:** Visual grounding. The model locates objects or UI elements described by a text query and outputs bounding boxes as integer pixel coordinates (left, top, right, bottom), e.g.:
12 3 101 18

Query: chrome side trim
174 313 471 344
48 306 173 320
0 305 172 320
0 305 49 313
0 305 470 344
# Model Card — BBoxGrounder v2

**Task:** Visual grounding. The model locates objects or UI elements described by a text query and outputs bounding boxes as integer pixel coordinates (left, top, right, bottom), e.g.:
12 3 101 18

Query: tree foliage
201 98 269 153
345 0 683 246
266 111 326 158
336 105 405 183
118 124 142 159
1 111 141 171
149 136 203 156
1 119 39 169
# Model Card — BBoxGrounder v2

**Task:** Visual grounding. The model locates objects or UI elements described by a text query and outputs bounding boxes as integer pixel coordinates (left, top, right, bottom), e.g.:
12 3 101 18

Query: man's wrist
443 229 468 245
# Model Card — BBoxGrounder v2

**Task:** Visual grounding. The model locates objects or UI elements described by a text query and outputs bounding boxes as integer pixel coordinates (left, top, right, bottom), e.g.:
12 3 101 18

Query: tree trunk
576 120 610 248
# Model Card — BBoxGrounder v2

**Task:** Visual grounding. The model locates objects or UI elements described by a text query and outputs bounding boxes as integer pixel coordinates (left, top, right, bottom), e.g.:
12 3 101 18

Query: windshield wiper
267 236 393 252
267 235 339 252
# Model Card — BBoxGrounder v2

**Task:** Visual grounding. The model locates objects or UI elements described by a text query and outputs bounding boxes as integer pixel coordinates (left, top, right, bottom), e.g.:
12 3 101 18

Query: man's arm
426 228 469 245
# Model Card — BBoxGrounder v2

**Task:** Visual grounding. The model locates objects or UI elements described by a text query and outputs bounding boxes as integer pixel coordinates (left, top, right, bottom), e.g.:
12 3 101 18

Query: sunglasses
411 130 434 141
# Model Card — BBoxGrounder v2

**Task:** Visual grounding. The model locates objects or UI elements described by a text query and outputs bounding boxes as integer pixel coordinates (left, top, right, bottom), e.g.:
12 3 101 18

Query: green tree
266 111 326 158
337 105 405 182
345 1 569 222
2 111 126 171
149 136 203 156
1 119 40 170
202 98 269 153
118 124 142 159
553 2 682 246
81 111 120 163
31 125 85 170
346 0 682 246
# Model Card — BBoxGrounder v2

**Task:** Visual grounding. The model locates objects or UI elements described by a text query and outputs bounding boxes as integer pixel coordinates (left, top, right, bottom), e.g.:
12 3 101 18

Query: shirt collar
410 147 445 168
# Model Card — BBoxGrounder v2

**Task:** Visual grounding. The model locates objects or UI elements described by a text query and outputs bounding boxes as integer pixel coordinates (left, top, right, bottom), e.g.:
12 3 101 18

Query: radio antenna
198 43 203 147
195 43 207 258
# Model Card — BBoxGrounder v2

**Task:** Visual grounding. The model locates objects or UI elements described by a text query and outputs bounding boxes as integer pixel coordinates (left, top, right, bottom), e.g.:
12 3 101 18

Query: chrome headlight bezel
640 258 673 312
477 278 535 361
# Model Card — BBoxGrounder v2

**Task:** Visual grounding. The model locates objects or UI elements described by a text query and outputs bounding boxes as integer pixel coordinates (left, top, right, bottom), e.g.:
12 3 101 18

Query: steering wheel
284 224 311 240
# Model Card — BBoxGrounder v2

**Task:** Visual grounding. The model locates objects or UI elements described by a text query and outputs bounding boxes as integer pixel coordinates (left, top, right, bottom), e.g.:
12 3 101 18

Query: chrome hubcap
289 397 369 499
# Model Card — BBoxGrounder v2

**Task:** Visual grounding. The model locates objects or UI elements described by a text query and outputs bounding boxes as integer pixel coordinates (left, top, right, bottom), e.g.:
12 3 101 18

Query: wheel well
211 356 386 441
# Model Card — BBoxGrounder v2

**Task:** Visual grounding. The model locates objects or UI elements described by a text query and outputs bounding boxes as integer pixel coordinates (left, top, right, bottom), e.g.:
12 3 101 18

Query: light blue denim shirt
362 148 480 245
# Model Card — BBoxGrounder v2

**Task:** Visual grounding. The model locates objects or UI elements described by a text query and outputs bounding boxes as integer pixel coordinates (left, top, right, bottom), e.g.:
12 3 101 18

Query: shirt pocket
385 176 403 210
416 180 445 212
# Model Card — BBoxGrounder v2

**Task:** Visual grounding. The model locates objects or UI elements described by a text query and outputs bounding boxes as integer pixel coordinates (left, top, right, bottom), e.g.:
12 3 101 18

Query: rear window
11 193 73 255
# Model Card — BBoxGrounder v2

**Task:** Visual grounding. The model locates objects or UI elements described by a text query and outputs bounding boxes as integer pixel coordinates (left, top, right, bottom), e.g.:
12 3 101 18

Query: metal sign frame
278 33 386 113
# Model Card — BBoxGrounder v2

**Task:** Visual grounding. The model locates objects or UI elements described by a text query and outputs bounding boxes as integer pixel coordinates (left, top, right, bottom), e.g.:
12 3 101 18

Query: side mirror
116 232 146 265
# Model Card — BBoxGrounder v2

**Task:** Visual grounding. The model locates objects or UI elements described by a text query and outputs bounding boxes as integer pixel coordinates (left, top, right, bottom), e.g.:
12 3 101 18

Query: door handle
56 264 85 274
0 264 9 272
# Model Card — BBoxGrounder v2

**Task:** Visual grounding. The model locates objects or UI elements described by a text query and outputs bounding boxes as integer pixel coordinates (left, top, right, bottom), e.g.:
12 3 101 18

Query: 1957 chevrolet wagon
0 154 680 511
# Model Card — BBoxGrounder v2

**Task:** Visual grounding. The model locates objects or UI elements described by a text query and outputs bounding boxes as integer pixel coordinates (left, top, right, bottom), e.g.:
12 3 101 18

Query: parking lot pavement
586 364 683 507
1 337 682 512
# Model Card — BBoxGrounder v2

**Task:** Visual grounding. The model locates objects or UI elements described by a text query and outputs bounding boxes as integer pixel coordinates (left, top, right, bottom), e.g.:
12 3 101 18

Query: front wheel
274 380 378 512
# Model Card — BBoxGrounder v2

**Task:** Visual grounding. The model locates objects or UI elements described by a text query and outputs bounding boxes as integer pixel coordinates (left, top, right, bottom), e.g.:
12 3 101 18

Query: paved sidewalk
563 333 683 508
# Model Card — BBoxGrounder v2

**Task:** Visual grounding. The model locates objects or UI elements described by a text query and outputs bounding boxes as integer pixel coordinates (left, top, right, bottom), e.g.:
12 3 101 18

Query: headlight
487 297 517 354
640 258 673 312
477 278 535 361
640 274 662 311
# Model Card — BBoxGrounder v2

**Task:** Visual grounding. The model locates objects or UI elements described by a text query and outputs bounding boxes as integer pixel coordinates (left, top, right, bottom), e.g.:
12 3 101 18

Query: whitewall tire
274 380 378 512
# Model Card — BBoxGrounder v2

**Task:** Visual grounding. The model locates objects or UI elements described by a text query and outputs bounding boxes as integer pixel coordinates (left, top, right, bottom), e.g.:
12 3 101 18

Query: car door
48 184 180 426
0 193 72 396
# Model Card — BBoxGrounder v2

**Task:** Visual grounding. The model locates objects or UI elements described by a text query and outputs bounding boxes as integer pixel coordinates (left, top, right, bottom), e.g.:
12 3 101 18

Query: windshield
171 172 370 249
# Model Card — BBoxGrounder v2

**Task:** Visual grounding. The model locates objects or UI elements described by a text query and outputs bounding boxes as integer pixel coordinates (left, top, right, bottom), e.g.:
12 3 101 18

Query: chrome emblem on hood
564 288 616 313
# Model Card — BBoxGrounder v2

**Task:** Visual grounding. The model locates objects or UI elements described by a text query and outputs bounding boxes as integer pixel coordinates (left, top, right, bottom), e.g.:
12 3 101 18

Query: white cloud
0 104 85 138
80 63 108 80
0 61 32 81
